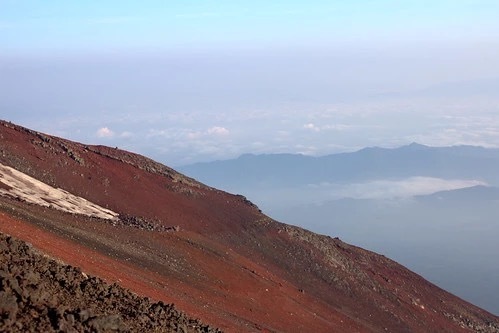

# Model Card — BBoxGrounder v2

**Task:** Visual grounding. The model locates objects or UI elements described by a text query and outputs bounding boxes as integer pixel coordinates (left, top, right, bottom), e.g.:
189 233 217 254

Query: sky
1 1 499 166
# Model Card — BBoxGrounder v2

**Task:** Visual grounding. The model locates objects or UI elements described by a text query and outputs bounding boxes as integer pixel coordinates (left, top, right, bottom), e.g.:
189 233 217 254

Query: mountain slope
1 120 498 332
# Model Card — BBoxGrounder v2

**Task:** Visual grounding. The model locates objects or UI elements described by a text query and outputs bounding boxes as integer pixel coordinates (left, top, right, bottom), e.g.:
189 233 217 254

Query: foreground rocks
0 232 220 333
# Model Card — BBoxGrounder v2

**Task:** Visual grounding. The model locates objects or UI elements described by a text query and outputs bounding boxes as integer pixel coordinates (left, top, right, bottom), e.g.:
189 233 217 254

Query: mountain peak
402 142 429 150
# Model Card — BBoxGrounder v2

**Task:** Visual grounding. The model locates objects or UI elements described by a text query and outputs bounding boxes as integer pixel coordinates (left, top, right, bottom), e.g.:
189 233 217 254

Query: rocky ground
0 232 221 333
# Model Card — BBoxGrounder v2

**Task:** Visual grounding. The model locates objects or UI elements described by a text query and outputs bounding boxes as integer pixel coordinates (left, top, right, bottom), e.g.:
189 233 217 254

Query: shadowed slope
0 120 498 332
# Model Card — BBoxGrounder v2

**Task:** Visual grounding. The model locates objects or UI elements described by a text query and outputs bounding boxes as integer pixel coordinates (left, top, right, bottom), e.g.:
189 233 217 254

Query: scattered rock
117 214 180 232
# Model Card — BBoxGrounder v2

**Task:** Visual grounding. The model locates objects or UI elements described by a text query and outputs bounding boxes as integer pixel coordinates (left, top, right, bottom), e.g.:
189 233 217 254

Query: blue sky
1 1 499 165
2 1 499 54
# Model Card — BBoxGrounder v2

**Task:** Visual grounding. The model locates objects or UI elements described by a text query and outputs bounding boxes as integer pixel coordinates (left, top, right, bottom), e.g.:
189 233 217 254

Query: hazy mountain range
179 143 499 189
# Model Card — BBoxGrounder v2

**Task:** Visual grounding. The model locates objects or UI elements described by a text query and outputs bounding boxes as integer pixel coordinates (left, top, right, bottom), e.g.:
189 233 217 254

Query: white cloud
304 123 320 132
186 126 230 140
303 123 357 132
96 127 114 138
309 177 488 200
207 126 230 136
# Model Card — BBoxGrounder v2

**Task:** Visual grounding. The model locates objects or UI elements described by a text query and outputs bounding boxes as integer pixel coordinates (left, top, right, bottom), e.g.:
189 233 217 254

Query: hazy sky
1 1 499 165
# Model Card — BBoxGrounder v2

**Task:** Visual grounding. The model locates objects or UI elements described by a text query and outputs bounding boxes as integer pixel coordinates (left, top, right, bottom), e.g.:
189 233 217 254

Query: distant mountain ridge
179 143 499 190
416 184 499 202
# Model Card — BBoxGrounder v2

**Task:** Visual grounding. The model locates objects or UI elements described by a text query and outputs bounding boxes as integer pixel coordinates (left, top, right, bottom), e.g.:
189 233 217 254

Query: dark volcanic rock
117 214 180 232
0 232 220 333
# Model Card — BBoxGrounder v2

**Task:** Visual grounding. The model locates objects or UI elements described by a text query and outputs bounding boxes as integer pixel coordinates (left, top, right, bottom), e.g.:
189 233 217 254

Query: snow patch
0 163 118 220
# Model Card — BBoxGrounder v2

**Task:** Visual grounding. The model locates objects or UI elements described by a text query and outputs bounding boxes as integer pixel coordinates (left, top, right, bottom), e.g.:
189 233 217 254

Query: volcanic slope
0 232 220 332
0 120 498 332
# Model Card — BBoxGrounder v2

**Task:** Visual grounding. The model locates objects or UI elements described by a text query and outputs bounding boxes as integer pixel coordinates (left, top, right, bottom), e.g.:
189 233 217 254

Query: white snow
0 163 118 220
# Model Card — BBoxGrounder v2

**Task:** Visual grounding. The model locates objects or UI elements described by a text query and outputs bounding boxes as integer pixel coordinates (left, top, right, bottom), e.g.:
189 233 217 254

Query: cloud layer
2 49 499 166
310 177 488 200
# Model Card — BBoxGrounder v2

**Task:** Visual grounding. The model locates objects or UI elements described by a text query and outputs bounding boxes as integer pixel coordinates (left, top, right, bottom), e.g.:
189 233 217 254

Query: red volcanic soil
1 120 499 333
0 230 220 333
